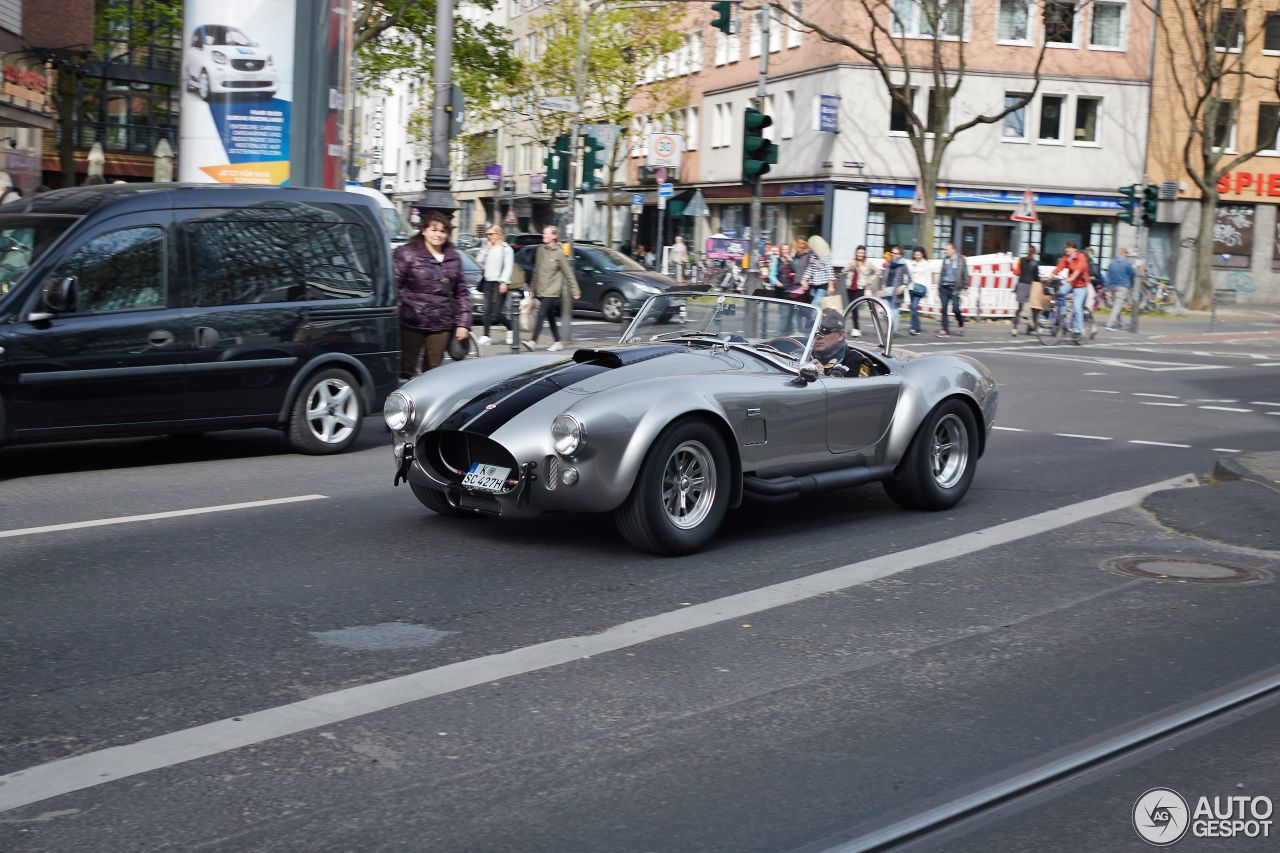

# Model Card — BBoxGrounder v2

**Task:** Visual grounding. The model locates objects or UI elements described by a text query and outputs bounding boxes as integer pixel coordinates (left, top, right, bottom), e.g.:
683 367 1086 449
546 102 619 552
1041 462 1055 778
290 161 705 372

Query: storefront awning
0 103 52 130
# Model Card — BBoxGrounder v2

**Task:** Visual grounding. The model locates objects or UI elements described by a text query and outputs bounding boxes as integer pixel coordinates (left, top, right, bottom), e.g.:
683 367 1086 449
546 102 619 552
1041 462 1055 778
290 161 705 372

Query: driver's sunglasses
818 325 842 335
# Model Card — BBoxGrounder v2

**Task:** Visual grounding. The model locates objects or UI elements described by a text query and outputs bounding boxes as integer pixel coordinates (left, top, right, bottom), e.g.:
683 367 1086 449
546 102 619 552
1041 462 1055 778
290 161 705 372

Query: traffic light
1116 184 1139 225
742 107 778 182
1141 184 1159 226
544 134 571 192
711 1 734 35
581 133 606 190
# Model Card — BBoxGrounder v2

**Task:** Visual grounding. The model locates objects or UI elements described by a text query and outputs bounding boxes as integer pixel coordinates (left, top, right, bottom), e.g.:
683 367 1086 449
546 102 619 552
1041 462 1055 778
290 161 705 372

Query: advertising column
179 0 295 184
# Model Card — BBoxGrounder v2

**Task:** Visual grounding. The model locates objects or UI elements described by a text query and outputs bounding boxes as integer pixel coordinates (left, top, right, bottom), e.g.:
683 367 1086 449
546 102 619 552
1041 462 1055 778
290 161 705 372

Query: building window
686 106 700 150
1212 100 1235 150
749 11 763 57
889 87 917 133
788 0 804 48
892 0 965 38
1215 9 1242 51
1090 2 1126 48
1265 13 1280 53
1257 103 1280 153
1044 0 1077 46
996 0 1032 42
1039 94 1065 141
781 91 795 138
1074 97 1100 143
926 89 949 134
1003 92 1030 140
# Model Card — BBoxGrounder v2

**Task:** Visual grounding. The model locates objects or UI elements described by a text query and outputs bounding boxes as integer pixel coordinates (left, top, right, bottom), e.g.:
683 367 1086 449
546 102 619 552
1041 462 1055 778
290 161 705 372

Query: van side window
54 227 166 314
184 220 374 306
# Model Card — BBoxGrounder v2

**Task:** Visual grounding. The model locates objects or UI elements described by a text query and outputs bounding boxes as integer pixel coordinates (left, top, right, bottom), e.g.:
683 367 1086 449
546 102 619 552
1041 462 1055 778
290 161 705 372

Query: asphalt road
2 309 1278 852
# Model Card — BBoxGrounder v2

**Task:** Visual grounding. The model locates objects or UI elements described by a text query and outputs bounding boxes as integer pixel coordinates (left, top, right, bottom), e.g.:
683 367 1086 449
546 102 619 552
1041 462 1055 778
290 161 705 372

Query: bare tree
775 0 1054 254
1144 0 1280 309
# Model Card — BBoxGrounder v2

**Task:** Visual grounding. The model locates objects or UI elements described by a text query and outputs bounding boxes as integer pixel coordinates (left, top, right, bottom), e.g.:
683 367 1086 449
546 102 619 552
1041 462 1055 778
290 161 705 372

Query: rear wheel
614 419 731 555
883 399 979 511
286 368 363 454
411 483 470 517
600 290 626 323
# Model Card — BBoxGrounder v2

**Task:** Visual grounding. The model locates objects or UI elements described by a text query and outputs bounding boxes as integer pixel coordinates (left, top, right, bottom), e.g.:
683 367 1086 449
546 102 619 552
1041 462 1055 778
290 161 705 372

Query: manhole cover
1103 556 1270 584
311 622 457 650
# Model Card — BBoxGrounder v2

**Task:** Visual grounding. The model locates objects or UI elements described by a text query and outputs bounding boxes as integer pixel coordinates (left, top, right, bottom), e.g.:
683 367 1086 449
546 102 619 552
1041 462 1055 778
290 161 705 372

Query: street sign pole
748 5 768 290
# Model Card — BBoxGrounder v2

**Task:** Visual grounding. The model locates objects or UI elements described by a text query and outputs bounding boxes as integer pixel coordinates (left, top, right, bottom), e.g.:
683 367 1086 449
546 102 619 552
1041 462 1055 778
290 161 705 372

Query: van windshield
0 215 78 298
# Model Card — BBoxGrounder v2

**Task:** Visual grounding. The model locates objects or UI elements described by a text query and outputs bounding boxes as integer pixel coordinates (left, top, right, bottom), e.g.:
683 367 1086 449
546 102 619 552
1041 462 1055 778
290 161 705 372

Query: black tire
614 419 731 555
600 290 626 323
286 368 364 454
411 483 470 517
198 70 211 101
883 398 979 511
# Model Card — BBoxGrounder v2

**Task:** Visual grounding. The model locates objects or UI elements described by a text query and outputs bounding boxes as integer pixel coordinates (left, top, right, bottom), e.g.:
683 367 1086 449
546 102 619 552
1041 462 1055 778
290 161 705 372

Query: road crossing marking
1140 402 1187 407
0 475 1199 814
1252 401 1280 407
1198 406 1253 413
0 496 329 539
1213 448 1243 453
992 426 1024 432
1133 393 1179 398
1129 440 1192 448
1055 433 1113 441
1085 389 1121 394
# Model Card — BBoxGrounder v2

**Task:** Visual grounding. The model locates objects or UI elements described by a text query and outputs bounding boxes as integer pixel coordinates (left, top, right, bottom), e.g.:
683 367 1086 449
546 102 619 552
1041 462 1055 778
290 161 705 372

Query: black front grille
232 59 265 71
226 80 271 88
418 430 520 493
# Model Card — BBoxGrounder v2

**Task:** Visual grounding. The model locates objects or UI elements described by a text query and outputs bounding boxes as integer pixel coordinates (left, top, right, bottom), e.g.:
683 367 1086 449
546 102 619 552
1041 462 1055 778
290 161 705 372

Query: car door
822 373 902 455
175 210 313 420
571 247 604 312
1 214 191 436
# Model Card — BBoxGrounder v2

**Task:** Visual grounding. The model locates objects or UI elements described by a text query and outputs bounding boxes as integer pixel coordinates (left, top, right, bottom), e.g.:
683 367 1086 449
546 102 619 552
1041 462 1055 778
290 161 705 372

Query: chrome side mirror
42 275 77 313
797 363 819 384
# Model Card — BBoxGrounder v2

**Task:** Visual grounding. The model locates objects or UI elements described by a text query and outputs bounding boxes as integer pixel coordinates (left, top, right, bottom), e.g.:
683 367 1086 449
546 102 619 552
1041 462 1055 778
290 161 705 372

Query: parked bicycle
1034 280 1097 346
1136 273 1185 313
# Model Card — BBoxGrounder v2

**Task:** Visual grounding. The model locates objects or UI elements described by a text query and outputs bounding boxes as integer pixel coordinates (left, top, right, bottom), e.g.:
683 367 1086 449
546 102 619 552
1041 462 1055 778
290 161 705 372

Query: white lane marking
0 475 1200 814
1083 372 1107 376
1129 440 1192 448
1133 393 1179 399
0 496 330 540
992 426 1024 432
1258 363 1280 367
1086 389 1121 394
1055 433 1113 441
1001 352 1229 372
1198 406 1253 413
1140 402 1187 407
1252 401 1280 407
1214 448 1243 453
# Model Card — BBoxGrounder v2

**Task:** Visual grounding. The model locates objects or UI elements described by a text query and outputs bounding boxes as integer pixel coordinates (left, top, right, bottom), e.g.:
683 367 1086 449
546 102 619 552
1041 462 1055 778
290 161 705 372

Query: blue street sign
632 192 645 205
658 182 674 197
819 94 840 133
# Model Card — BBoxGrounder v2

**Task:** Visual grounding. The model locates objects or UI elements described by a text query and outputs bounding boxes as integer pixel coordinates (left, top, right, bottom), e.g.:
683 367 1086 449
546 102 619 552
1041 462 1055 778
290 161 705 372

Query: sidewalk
1143 452 1280 551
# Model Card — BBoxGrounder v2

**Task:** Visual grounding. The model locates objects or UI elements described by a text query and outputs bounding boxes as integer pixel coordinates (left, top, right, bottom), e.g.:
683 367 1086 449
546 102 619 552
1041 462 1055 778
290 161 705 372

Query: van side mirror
43 275 78 313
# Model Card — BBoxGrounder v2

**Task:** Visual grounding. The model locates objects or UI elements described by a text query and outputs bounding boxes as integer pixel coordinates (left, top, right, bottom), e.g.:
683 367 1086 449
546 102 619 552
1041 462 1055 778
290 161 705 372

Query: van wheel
600 290 626 323
286 368 363 454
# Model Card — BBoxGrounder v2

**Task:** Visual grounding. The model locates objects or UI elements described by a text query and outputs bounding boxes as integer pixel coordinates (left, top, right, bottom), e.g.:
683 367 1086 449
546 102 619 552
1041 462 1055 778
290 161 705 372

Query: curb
1211 454 1280 495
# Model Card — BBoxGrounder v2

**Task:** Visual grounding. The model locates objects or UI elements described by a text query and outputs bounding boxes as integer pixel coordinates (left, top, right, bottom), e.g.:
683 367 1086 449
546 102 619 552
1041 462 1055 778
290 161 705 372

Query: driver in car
812 308 872 378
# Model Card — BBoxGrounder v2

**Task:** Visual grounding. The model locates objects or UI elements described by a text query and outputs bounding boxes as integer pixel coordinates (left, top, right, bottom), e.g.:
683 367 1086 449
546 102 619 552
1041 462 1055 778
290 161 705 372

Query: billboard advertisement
179 0 295 185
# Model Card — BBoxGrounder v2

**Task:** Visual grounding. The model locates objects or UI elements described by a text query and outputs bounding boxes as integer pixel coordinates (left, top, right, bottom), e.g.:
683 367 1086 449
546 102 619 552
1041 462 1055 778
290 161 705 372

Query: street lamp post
415 0 457 215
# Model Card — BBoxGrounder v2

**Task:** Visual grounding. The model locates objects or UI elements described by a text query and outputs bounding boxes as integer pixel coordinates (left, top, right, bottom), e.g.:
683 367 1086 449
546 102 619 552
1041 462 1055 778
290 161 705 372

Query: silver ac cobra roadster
385 293 997 555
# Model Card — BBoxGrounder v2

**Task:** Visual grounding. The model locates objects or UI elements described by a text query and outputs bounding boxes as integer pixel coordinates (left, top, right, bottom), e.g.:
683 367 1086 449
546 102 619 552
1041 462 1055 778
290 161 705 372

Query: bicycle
1136 273 1185 313
1034 280 1097 346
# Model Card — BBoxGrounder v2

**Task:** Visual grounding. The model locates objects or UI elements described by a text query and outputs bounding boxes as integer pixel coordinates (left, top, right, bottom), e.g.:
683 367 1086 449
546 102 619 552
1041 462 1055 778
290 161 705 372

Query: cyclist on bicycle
1050 241 1091 339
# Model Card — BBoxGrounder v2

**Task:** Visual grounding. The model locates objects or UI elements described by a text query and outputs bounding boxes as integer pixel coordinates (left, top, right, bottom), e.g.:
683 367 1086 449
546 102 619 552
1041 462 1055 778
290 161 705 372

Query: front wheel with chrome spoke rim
884 398 979 511
287 368 365 454
615 419 731 555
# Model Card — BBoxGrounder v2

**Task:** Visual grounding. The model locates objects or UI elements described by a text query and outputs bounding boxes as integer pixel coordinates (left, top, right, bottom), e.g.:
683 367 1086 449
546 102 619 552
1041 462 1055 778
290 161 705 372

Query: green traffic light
711 1 734 35
1116 183 1139 224
582 134 606 190
742 107 777 181
1141 184 1159 226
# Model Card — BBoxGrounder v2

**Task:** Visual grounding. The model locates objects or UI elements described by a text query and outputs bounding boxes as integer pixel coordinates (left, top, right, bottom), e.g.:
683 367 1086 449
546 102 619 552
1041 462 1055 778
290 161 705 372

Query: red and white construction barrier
864 254 1021 320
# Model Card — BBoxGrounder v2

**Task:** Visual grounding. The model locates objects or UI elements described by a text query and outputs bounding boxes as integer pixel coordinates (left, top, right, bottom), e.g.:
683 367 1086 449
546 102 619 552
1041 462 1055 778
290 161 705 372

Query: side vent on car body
545 455 560 490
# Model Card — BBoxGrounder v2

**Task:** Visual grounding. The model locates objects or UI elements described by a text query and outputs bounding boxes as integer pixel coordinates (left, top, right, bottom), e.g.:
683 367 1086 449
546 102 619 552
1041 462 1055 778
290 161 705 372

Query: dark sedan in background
513 244 676 322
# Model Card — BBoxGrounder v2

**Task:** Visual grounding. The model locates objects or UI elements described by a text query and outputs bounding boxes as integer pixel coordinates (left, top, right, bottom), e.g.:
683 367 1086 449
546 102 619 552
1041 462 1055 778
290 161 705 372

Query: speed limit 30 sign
647 133 683 169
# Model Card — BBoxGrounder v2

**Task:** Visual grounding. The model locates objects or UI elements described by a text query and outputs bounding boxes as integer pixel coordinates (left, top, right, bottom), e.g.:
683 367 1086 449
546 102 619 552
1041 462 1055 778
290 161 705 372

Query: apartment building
1146 2 1280 303
631 0 1154 263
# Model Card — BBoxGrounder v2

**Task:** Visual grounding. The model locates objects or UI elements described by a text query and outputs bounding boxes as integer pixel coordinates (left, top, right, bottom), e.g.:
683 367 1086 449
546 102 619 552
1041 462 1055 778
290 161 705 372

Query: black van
0 184 398 453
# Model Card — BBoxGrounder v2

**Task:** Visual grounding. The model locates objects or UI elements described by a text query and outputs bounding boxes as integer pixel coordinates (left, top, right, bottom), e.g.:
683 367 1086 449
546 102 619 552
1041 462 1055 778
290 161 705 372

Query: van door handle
148 330 175 347
195 326 220 348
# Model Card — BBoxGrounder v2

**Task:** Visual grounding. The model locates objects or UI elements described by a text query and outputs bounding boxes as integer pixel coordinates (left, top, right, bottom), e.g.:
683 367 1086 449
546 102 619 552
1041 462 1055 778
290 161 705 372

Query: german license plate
462 463 510 493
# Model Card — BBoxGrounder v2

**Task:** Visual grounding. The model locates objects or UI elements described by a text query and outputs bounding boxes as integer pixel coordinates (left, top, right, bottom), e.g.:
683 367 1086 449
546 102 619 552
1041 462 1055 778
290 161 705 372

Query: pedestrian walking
802 235 835 306
878 245 909 331
790 237 812 286
530 225 579 352
670 234 689 282
906 246 932 336
394 209 472 378
845 245 878 337
1104 246 1138 330
1013 244 1039 335
936 242 968 337
475 225 514 345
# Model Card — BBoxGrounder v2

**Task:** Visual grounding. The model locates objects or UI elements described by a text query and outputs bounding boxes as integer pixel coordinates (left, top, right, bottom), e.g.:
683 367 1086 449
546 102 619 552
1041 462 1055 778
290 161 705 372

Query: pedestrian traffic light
581 133 606 191
711 1 735 35
742 107 778 182
544 134 571 192
1116 183 1139 225
1141 184 1159 226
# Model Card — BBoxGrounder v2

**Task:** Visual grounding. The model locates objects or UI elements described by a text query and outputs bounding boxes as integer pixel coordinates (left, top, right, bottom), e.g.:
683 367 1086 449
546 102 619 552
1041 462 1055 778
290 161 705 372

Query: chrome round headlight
552 414 584 456
383 391 414 432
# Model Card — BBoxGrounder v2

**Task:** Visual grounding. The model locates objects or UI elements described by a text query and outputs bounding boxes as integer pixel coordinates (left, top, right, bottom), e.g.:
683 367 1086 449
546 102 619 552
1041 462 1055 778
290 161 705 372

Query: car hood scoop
571 345 686 367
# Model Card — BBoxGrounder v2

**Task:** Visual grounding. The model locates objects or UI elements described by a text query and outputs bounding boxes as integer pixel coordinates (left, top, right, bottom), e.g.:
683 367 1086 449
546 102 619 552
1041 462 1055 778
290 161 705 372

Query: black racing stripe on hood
571 344 688 367
464 361 612 435
438 360 577 432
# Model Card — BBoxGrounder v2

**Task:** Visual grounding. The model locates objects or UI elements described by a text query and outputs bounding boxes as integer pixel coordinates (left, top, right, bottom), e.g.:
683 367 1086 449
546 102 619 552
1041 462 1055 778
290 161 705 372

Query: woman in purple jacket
393 210 472 378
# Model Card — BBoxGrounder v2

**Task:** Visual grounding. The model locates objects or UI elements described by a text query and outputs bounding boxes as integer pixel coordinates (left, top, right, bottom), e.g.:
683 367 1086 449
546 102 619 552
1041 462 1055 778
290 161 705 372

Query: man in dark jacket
393 209 472 378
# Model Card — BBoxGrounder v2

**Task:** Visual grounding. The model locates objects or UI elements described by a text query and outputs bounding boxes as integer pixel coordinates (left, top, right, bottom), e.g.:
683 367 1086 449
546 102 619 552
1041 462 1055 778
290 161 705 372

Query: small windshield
620 292 819 361
205 26 255 46
0 215 78 298
586 247 645 272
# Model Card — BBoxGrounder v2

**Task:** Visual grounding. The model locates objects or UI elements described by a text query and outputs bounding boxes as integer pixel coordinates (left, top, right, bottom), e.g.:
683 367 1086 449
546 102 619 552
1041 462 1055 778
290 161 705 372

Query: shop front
0 57 53 194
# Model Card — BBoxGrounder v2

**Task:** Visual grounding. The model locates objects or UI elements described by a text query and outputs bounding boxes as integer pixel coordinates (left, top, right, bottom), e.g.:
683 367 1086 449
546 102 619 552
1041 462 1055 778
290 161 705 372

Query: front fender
885 354 997 463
